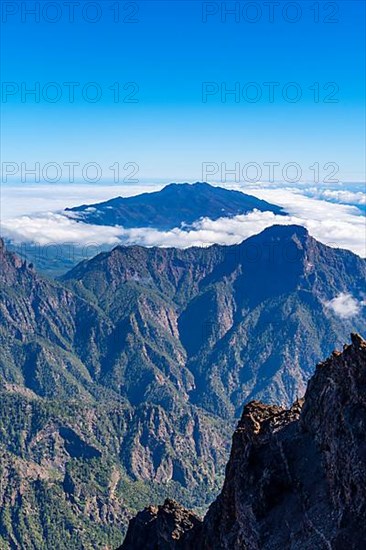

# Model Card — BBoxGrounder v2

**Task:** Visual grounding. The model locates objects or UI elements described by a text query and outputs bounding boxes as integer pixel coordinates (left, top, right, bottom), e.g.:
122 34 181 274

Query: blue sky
1 0 365 182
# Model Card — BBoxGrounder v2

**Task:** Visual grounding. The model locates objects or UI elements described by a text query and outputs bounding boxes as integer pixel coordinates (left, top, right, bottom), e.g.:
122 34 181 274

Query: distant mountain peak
65 182 286 230
235 224 311 258
162 181 218 191
258 223 309 237
161 181 209 189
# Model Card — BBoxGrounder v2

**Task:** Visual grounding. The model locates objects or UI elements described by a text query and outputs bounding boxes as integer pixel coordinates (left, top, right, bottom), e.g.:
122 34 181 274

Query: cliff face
120 334 366 549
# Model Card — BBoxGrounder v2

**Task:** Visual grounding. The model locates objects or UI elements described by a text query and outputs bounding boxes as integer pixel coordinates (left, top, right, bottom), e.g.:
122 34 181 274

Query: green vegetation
1 226 365 548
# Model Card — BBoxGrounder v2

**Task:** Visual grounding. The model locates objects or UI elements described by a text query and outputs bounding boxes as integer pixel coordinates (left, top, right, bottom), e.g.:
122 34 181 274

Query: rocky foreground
120 334 366 549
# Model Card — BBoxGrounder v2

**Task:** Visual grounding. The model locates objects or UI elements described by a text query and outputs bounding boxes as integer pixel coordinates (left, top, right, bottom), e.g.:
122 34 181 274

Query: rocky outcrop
121 499 202 550
120 334 366 549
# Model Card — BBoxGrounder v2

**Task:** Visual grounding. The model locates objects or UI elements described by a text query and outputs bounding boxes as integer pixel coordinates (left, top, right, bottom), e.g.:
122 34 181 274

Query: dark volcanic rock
120 334 366 549
121 498 202 550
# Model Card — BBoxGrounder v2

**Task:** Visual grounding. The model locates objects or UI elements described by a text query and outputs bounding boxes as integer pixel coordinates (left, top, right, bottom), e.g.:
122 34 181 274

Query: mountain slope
0 240 229 549
0 226 365 548
62 224 366 412
120 334 366 549
65 182 286 229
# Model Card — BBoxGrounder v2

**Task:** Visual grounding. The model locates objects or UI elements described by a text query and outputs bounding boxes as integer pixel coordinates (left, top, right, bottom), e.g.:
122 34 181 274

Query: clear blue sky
1 0 365 183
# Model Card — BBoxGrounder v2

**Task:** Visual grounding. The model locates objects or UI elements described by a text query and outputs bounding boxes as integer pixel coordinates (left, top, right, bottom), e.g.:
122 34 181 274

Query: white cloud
1 212 123 246
216 181 366 207
227 187 366 257
315 189 366 206
324 293 363 319
0 183 163 220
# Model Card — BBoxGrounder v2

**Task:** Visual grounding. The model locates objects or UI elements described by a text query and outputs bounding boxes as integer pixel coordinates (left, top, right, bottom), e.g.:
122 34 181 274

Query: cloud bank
1 183 365 258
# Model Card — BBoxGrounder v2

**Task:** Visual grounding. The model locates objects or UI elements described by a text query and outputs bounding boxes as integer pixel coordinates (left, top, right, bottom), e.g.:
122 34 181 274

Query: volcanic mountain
65 182 286 229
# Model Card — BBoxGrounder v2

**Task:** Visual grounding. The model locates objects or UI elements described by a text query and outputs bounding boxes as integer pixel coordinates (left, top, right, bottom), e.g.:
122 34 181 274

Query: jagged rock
120 335 366 549
121 499 202 549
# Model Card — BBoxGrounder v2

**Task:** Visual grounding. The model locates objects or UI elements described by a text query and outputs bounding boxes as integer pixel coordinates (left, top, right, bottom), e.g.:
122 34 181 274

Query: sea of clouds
1 181 365 258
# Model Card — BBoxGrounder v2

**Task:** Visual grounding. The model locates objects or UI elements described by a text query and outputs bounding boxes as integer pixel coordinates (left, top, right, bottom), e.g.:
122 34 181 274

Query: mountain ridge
59 224 366 412
0 226 365 548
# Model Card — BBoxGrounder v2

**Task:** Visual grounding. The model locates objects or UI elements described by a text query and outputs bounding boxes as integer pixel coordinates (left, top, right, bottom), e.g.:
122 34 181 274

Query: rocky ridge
120 334 366 549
